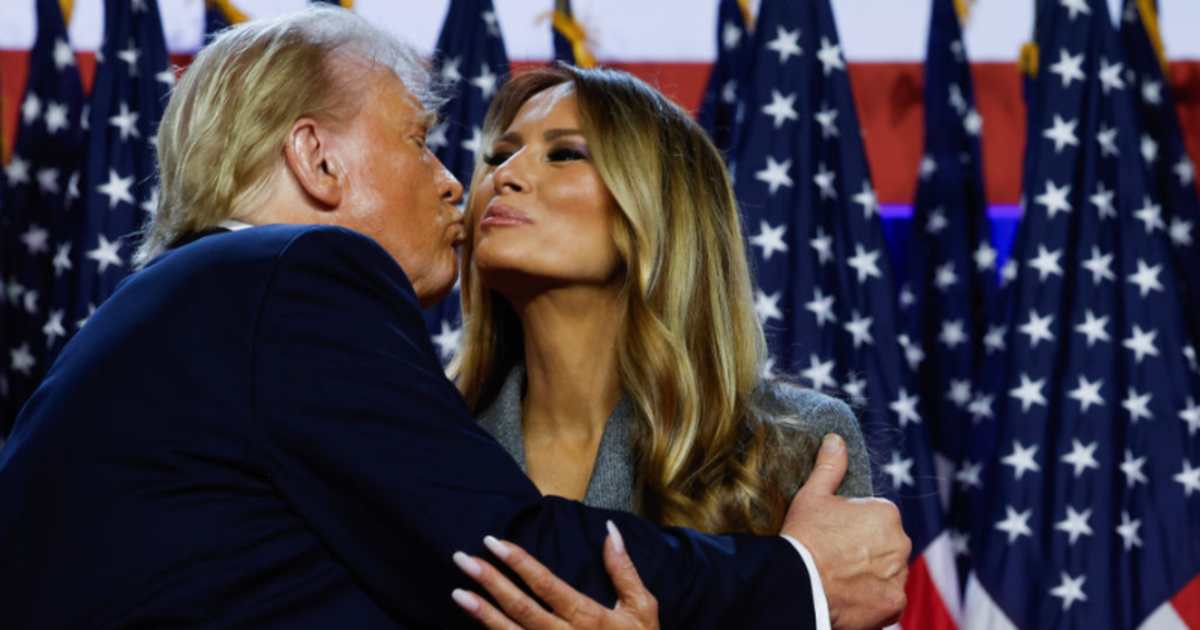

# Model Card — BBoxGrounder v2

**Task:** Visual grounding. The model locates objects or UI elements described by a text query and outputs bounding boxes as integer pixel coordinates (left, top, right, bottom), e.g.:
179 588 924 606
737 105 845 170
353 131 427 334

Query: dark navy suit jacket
0 225 815 629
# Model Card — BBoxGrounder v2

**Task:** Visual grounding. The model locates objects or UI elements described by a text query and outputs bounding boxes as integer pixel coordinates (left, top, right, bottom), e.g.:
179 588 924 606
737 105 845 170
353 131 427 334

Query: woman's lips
481 203 533 227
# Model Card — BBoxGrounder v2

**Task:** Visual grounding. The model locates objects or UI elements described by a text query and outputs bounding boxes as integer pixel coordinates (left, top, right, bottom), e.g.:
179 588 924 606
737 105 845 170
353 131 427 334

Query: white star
947 379 972 407
956 461 983 489
1171 218 1195 247
1116 511 1143 550
52 243 72 276
814 106 839 138
721 80 737 104
1141 134 1159 165
141 187 159 216
1049 572 1087 611
1175 156 1196 187
842 374 867 402
750 221 788 260
1075 310 1111 346
1027 245 1063 281
1055 506 1094 545
1174 460 1200 497
846 245 882 283
919 156 938 180
969 393 995 422
1133 197 1165 234
426 122 448 150
1121 387 1153 423
44 101 69 134
974 242 997 271
1010 373 1047 412
470 64 498 99
1067 376 1104 413
1081 247 1115 284
1121 449 1149 488
756 156 794 195
949 530 970 557
97 169 135 209
156 67 176 88
963 109 983 136
1089 181 1117 219
1181 398 1200 437
950 39 965 61
132 0 147 12
36 168 60 195
4 278 24 305
761 357 776 380
995 505 1033 543
1049 48 1086 87
1019 310 1054 348
1002 441 1041 480
116 40 141 76
21 93 42 124
816 37 844 75
805 287 836 327
898 285 916 309
1126 260 1163 298
948 84 967 115
481 10 500 37
898 334 925 370
810 228 833 265
766 26 803 64
843 311 874 348
1123 325 1159 364
813 163 837 200
722 21 743 50
881 451 915 489
431 320 461 359
80 104 89 131
1035 180 1072 218
1060 0 1091 19
76 303 97 330
885 388 919 427
67 171 80 200
20 224 50 255
86 235 124 273
10 343 36 375
984 325 1007 354
5 155 30 186
1187 346 1200 373
22 290 38 315
1142 79 1163 105
440 56 462 83
1096 125 1119 157
1061 439 1100 476
939 320 967 349
1002 260 1018 285
761 90 798 128
42 310 67 347
852 182 879 218
53 37 75 70
754 290 783 324
1098 58 1126 93
801 354 836 390
1043 115 1079 153
461 126 482 154
926 207 949 234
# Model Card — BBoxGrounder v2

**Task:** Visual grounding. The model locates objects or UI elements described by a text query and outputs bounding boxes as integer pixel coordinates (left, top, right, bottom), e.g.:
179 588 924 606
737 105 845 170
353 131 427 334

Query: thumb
796 433 848 500
602 521 655 614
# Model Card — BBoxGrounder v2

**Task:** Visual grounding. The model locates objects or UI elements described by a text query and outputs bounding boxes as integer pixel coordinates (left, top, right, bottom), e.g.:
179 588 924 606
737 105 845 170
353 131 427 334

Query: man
0 7 909 629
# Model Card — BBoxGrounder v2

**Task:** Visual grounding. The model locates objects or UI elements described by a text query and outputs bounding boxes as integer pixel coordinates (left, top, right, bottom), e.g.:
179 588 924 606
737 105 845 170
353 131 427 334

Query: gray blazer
476 365 874 514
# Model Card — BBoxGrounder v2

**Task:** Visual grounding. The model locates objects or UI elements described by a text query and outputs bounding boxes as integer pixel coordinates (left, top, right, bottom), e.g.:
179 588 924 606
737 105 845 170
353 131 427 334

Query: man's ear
282 117 345 210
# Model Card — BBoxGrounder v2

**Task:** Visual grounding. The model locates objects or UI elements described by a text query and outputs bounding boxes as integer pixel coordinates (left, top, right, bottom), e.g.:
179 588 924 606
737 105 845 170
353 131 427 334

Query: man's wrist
781 535 832 630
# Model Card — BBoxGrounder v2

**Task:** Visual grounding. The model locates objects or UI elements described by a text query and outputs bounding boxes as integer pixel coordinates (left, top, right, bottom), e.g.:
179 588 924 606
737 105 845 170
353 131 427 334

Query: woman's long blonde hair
452 66 817 534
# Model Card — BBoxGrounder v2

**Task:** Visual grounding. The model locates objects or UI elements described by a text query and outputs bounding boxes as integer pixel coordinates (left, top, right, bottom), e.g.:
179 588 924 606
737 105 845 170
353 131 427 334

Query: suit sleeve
251 227 816 629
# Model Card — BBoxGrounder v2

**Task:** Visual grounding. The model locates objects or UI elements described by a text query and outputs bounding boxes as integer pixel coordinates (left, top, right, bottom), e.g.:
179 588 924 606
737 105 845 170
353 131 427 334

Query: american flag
204 0 238 41
899 0 996 591
697 0 751 154
551 0 595 69
55 0 172 357
422 0 510 364
962 0 1200 627
728 0 958 627
1119 0 1200 346
0 0 85 435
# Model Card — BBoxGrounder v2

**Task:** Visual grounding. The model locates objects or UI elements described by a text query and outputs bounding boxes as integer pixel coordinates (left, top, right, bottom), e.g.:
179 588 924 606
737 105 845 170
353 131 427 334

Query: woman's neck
514 285 625 446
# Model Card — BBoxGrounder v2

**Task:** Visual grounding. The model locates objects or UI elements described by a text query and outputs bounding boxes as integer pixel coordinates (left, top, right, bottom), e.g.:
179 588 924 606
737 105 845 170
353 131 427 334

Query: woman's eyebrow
543 128 584 141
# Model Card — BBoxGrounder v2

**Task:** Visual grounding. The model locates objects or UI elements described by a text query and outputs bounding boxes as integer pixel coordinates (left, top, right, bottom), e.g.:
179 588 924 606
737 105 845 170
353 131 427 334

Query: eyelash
481 147 588 167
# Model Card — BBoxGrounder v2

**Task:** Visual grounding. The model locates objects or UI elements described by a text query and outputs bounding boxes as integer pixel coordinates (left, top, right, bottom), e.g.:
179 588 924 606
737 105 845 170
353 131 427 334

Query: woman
450 65 873 626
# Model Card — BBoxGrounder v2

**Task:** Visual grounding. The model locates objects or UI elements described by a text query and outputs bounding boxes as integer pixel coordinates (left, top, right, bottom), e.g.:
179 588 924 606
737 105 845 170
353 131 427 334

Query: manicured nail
453 551 482 577
483 535 510 560
606 520 626 554
452 588 480 612
822 433 843 453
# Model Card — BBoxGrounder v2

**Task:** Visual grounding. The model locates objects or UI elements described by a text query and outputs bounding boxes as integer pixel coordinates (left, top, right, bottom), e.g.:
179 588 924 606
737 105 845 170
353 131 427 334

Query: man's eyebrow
494 128 585 144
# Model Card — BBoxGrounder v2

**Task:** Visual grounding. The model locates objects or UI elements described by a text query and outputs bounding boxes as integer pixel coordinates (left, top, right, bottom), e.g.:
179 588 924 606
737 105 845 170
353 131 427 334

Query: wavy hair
453 66 818 534
136 5 442 265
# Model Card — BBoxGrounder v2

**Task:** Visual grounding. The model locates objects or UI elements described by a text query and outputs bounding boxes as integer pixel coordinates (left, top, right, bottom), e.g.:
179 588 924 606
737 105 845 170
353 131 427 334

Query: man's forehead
371 70 433 128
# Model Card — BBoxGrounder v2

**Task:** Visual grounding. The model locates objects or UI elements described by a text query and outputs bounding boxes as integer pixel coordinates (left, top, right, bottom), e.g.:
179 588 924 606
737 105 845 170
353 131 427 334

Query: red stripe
1171 573 1200 629
901 554 958 630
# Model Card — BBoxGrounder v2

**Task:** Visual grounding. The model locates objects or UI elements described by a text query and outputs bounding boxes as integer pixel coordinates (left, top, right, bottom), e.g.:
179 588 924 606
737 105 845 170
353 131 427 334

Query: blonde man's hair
453 66 819 535
136 5 442 265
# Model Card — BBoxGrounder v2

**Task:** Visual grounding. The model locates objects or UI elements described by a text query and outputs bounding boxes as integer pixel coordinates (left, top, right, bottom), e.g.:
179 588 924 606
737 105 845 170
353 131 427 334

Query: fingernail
606 520 626 554
822 433 843 453
452 551 482 577
483 535 510 560
452 588 480 612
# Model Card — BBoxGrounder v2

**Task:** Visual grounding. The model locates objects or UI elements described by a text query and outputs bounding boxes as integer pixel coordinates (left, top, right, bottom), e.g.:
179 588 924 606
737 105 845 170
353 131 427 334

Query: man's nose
437 161 464 205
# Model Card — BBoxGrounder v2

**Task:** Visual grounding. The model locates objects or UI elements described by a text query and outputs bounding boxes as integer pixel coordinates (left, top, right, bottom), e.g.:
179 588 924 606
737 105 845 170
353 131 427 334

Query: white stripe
923 531 964 623
963 572 1019 630
1138 601 1189 630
